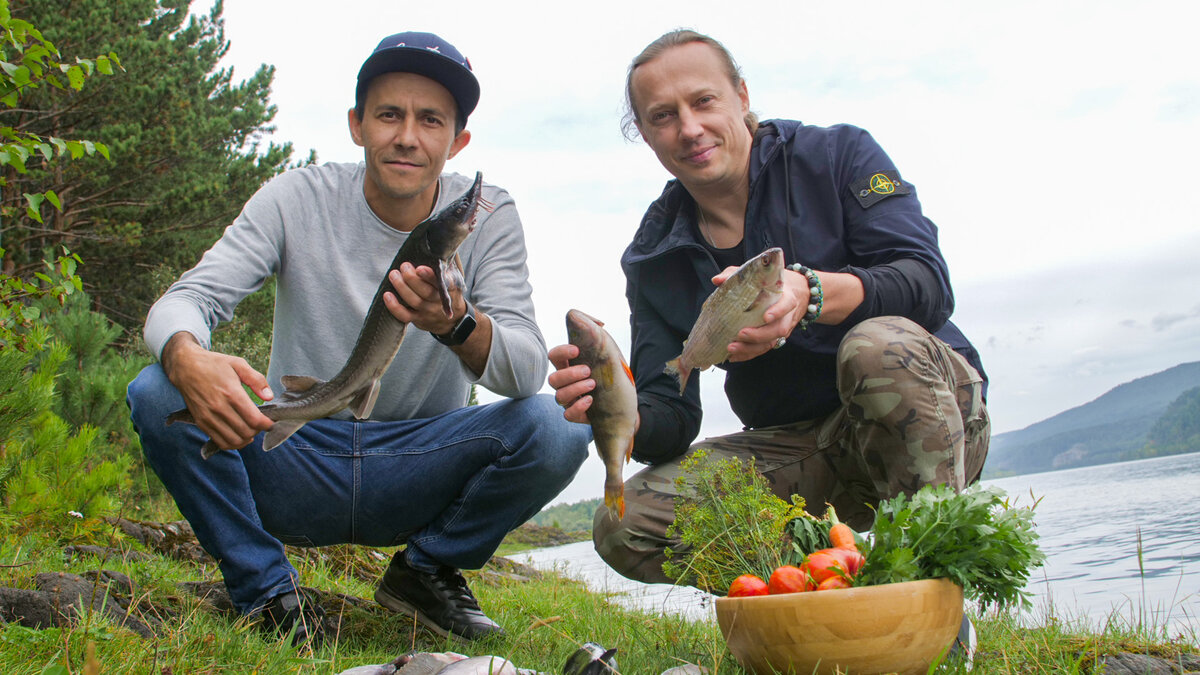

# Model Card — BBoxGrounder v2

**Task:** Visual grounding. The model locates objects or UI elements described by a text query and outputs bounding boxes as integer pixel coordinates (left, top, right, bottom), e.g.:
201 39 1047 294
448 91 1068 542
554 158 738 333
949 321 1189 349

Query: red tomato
816 575 851 591
728 574 769 597
826 547 865 577
767 565 811 594
804 550 848 584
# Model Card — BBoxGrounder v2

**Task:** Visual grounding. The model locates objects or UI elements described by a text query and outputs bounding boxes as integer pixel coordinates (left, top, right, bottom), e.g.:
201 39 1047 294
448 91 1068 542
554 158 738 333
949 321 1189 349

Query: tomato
816 575 851 591
728 574 769 597
826 547 865 577
804 549 848 584
767 565 812 594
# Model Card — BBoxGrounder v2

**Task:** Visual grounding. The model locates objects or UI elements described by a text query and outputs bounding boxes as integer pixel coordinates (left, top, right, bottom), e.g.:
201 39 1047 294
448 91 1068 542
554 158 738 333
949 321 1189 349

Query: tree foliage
2 0 302 328
0 0 117 231
528 497 602 532
1142 386 1200 457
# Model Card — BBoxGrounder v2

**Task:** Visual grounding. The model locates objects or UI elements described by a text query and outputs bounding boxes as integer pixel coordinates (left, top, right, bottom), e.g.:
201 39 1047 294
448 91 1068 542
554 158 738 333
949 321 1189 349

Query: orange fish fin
605 485 626 521
621 359 635 385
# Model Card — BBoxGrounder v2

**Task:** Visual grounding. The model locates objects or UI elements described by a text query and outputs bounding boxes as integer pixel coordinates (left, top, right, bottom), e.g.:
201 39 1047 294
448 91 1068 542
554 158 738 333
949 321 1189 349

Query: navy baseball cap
355 31 480 127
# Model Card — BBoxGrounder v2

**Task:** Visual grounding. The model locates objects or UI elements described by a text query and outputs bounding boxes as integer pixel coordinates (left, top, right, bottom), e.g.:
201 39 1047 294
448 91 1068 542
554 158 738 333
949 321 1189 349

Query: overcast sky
217 0 1200 505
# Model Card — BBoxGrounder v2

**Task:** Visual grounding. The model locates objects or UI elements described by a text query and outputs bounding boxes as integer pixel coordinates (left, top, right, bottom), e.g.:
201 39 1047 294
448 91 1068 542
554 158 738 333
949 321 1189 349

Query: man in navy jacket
548 30 989 592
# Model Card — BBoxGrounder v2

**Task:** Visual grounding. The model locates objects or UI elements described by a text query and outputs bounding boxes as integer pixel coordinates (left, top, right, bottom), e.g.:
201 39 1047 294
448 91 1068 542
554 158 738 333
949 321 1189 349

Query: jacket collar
624 119 801 265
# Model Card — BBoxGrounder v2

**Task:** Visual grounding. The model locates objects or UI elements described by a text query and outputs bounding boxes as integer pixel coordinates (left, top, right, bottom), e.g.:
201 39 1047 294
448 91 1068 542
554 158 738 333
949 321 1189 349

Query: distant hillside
529 498 601 533
983 361 1200 477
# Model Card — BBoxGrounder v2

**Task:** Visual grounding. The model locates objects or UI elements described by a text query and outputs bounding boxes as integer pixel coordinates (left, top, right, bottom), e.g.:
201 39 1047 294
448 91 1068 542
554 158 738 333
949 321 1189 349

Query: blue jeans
127 365 589 614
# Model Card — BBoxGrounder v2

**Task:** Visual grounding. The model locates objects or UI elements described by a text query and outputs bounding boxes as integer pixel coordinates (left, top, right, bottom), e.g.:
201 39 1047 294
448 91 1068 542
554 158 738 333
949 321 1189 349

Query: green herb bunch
858 483 1046 610
663 449 807 593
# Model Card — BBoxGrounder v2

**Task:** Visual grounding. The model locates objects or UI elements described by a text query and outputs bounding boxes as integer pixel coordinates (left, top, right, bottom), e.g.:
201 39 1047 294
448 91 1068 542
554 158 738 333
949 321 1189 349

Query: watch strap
432 302 477 346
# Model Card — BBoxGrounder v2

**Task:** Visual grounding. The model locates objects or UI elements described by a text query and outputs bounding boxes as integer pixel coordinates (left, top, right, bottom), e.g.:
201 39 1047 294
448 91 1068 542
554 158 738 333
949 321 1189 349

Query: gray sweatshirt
144 164 548 421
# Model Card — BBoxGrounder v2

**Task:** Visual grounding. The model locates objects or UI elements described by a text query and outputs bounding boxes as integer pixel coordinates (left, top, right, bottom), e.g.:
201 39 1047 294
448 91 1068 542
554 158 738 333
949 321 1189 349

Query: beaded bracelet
787 263 823 330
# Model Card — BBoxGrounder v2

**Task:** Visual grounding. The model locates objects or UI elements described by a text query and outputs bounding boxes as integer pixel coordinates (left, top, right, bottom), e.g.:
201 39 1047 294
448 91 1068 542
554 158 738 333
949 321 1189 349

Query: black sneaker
256 590 325 649
374 550 505 641
948 612 976 670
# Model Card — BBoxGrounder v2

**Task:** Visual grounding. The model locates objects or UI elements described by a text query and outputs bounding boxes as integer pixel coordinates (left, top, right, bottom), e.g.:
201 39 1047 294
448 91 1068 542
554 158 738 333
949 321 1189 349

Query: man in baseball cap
355 31 480 131
129 30 588 648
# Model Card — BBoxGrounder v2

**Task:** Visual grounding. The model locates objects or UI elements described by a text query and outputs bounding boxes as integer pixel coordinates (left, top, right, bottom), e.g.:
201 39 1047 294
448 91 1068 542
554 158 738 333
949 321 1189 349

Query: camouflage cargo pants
593 316 990 584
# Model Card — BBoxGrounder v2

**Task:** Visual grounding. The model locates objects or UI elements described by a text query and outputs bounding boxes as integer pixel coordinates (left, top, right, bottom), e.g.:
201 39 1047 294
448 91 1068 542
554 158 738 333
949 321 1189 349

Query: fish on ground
431 655 521 675
562 642 619 674
663 247 785 395
167 172 488 459
566 310 638 520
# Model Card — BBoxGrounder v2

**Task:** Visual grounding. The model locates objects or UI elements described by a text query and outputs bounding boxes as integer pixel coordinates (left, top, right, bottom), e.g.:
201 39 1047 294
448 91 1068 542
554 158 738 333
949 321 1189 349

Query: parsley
858 483 1046 610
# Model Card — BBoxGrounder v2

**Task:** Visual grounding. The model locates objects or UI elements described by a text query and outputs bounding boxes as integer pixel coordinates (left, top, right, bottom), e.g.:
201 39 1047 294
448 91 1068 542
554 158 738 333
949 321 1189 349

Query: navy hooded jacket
620 119 986 464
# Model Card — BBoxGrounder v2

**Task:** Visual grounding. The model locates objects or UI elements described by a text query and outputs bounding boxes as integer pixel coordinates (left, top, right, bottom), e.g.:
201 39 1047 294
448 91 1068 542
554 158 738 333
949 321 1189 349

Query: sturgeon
566 309 637 519
664 247 785 395
167 172 487 458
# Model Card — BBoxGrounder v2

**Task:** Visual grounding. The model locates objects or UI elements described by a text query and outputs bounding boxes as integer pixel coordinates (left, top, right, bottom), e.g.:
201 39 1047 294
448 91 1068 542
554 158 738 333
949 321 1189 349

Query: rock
107 517 212 563
1095 652 1200 675
34 571 156 638
63 545 151 564
0 587 57 628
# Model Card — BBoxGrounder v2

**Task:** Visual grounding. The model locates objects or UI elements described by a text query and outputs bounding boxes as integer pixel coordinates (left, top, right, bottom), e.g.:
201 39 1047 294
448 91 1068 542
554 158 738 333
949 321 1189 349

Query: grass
0 505 1196 674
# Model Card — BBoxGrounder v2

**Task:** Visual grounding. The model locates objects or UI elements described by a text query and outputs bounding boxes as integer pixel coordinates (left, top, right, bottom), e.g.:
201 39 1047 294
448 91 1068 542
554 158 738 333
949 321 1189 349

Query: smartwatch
432 302 477 346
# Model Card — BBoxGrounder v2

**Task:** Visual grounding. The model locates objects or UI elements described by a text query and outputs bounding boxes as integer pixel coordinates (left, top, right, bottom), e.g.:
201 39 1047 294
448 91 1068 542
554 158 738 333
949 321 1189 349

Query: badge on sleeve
851 170 912 208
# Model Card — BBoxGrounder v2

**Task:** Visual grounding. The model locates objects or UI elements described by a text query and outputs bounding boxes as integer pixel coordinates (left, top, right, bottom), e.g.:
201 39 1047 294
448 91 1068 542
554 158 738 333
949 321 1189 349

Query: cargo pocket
950 352 989 486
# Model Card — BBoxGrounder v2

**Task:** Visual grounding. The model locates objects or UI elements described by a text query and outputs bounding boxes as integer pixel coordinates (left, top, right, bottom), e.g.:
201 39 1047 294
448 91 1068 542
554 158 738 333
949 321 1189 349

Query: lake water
517 453 1200 635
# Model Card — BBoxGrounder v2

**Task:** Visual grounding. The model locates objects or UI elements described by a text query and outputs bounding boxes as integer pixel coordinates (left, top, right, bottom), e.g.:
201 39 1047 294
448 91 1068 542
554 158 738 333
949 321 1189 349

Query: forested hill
529 499 601 533
983 361 1200 477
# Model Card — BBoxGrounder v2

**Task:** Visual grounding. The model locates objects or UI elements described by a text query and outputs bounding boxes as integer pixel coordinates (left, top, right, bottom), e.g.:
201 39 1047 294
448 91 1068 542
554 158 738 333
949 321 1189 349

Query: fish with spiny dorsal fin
566 310 637 520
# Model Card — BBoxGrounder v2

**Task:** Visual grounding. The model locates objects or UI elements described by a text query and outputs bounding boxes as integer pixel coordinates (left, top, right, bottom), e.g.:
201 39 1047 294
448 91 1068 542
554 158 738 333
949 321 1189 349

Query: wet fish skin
566 310 637 520
167 172 486 458
432 655 518 675
664 247 785 395
562 642 619 675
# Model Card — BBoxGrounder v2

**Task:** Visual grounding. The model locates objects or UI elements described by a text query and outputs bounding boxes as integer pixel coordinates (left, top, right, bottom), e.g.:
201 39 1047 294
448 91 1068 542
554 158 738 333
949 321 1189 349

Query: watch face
453 313 477 342
436 303 476 346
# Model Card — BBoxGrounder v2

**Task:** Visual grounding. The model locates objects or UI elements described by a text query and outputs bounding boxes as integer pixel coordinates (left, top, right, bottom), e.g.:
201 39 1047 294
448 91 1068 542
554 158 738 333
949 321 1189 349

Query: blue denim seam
351 421 362 543
407 431 512 553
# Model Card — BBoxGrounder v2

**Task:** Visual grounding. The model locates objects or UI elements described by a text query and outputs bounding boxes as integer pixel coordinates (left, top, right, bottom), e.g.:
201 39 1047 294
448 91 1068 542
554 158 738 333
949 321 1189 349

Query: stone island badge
851 170 911 208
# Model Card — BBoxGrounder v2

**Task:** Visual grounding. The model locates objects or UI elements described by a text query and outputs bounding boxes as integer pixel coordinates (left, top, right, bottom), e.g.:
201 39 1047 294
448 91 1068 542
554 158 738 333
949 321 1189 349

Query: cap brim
356 48 480 120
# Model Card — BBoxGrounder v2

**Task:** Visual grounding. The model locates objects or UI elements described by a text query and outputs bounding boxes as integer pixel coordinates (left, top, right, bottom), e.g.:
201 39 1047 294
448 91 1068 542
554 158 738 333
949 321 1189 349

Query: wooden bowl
714 578 963 675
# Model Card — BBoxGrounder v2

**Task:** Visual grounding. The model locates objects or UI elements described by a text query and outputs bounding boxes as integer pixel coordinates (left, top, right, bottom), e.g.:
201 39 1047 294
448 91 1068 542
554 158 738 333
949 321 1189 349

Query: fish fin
664 357 689 395
621 359 635 385
744 288 772 312
349 380 382 419
263 419 307 451
436 256 466 317
165 407 193 425
280 375 323 395
604 482 625 520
